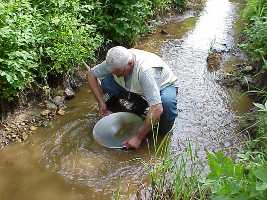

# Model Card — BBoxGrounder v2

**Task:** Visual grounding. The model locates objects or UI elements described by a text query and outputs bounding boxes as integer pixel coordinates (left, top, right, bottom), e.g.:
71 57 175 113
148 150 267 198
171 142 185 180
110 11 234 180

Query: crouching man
85 46 178 149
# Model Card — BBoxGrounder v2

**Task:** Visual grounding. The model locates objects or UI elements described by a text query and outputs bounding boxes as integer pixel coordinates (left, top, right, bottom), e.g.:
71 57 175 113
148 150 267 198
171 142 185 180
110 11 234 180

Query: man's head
106 46 134 77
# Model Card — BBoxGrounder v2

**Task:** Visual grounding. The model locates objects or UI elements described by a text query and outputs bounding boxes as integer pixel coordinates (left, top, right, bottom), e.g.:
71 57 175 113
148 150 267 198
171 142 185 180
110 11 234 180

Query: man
85 46 178 149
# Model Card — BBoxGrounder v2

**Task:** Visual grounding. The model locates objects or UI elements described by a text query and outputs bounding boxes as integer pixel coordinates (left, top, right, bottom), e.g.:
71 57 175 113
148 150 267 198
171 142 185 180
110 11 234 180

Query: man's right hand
98 102 111 117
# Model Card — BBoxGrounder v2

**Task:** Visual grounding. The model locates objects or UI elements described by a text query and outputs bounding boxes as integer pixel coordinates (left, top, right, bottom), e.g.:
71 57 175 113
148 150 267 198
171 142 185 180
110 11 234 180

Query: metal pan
93 112 143 149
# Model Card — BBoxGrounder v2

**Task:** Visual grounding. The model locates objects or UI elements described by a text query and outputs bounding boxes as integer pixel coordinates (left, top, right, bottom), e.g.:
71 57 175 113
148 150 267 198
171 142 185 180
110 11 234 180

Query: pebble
30 126 38 131
57 109 65 116
224 141 231 148
243 65 253 72
41 110 51 116
22 133 28 140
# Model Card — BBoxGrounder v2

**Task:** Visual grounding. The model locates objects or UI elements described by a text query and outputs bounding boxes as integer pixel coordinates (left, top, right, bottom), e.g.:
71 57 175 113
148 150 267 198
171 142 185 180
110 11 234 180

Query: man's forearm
86 71 105 106
136 104 163 141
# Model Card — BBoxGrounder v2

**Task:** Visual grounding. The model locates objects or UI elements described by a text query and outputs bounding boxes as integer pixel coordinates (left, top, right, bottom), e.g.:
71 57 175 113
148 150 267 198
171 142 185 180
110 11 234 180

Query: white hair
106 46 132 70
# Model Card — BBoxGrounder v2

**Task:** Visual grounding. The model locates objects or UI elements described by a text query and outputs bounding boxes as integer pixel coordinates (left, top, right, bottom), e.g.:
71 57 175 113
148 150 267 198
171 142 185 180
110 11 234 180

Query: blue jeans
101 75 178 134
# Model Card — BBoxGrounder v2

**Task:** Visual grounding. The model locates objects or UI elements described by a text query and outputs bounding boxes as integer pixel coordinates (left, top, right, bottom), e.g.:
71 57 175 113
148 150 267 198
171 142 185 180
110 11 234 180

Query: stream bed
0 0 252 199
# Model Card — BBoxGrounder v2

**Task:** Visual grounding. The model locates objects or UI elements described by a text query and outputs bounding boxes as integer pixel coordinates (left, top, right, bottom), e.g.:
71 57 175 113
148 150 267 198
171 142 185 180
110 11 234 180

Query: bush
241 0 267 70
97 0 153 44
0 0 103 100
0 0 39 99
0 0 187 102
206 152 267 200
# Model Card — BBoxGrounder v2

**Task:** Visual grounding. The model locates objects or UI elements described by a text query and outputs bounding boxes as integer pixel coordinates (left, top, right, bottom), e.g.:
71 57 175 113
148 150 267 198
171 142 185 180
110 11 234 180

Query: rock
46 101 58 111
224 141 231 148
41 110 51 116
243 65 253 72
30 126 38 131
64 87 75 99
69 78 80 89
57 109 65 116
160 29 169 35
22 133 28 140
52 96 65 107
207 51 222 72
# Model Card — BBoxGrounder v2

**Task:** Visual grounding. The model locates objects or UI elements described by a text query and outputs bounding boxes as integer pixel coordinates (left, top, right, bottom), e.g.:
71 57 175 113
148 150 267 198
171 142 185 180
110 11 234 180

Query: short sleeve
89 61 110 79
139 68 162 106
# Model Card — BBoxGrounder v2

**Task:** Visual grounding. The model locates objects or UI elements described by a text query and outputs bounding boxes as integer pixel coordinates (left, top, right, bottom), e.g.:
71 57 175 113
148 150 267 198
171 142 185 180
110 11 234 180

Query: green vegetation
145 100 267 199
0 0 102 101
148 140 209 200
0 0 190 103
240 0 267 69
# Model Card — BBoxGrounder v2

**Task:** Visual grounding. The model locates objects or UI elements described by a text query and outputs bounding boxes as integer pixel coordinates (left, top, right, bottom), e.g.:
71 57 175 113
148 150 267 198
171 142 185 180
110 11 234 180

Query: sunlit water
0 0 251 199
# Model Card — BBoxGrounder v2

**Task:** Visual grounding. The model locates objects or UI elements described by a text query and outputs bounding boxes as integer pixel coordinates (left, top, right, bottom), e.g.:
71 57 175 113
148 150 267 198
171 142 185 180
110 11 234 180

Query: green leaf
256 181 267 191
253 103 266 111
253 166 267 183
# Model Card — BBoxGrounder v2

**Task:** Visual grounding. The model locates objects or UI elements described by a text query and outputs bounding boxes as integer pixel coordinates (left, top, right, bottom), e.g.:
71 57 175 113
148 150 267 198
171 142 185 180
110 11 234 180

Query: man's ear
128 59 134 68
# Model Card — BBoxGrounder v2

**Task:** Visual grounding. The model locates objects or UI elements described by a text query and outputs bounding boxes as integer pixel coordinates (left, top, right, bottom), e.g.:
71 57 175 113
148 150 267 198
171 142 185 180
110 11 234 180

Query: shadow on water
0 0 252 199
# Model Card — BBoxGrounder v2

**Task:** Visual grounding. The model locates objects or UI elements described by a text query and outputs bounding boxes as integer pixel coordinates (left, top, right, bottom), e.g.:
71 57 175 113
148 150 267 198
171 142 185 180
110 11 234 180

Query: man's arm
84 61 109 116
124 103 163 149
123 68 163 149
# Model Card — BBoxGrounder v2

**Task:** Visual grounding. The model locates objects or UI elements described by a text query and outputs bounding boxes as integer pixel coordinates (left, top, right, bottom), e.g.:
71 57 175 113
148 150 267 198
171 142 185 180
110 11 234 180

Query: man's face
111 62 133 77
112 67 126 77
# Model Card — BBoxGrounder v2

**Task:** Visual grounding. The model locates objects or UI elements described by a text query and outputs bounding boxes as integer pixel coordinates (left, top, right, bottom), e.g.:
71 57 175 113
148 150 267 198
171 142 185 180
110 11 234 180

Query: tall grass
147 134 209 200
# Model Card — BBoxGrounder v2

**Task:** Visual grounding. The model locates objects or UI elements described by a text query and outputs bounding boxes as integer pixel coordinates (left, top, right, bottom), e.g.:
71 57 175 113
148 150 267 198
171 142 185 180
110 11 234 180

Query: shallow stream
0 0 252 199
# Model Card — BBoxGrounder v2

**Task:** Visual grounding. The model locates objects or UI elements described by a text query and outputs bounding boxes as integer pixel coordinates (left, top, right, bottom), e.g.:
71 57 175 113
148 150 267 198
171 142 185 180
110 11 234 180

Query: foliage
0 0 39 99
242 0 266 20
240 0 267 70
1 0 185 102
148 138 209 200
98 0 153 44
0 0 103 100
205 151 267 200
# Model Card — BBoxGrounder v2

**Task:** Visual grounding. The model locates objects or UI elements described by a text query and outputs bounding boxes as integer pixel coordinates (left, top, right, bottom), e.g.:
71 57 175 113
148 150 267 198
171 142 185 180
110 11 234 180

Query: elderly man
85 46 178 149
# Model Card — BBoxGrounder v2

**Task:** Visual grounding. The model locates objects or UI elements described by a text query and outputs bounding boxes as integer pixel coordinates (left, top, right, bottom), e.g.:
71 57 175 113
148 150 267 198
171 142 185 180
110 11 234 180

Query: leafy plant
0 0 102 100
205 151 267 200
240 0 267 70
253 101 267 112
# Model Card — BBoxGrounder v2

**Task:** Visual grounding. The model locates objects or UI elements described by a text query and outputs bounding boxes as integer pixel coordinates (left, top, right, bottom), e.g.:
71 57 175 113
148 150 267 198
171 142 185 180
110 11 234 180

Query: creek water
0 0 252 199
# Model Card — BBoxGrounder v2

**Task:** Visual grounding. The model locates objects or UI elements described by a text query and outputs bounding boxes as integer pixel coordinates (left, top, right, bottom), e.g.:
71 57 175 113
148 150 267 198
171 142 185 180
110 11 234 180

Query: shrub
0 0 39 99
0 0 103 100
206 152 267 200
98 0 153 44
241 0 267 70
